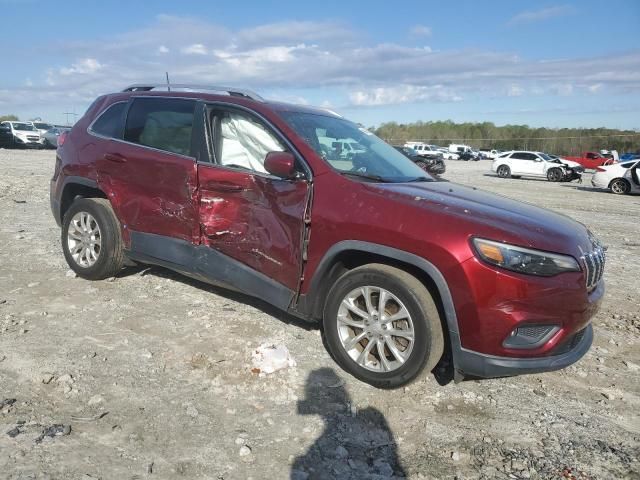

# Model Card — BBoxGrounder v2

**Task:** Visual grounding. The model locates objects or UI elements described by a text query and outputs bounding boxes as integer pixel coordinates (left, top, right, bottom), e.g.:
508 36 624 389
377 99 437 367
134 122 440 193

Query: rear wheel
323 264 444 389
497 165 511 178
547 168 563 182
610 178 630 195
61 198 125 280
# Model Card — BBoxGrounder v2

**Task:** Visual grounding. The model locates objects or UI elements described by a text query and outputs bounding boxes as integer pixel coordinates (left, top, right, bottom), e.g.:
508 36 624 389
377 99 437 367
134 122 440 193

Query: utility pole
63 107 78 126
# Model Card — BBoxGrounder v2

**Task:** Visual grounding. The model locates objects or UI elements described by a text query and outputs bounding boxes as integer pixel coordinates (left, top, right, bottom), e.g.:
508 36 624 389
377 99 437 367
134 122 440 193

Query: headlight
472 238 580 276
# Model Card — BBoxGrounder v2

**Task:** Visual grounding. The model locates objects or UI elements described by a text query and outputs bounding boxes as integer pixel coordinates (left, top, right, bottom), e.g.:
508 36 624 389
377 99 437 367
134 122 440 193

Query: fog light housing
503 324 560 349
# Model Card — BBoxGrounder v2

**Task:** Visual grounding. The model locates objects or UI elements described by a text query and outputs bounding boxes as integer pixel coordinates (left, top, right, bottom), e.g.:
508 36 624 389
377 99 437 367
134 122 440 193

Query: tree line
374 120 640 155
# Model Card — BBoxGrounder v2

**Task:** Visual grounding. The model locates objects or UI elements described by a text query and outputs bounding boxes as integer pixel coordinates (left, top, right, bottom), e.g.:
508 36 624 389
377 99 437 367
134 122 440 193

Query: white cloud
409 25 432 37
507 84 524 97
508 5 576 26
157 45 169 54
59 58 102 76
349 85 462 106
588 83 603 93
181 43 207 55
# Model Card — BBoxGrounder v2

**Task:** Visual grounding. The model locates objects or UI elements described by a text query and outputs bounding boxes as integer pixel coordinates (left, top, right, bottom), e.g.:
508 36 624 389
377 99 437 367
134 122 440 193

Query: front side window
279 111 432 182
213 111 285 173
124 98 195 156
91 102 127 139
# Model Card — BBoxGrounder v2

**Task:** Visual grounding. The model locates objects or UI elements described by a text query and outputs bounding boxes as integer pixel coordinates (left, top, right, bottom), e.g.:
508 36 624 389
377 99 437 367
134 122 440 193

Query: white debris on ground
251 343 297 375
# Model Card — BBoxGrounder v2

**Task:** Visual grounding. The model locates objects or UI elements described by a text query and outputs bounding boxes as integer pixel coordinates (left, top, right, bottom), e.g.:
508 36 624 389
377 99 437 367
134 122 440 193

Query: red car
50 84 604 388
565 151 612 169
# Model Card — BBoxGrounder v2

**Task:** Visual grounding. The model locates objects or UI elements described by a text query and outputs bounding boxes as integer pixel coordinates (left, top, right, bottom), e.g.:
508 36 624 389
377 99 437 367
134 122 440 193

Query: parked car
0 123 13 147
51 83 603 388
404 142 443 160
437 147 459 160
393 146 445 175
43 127 70 149
564 152 612 169
591 160 640 195
0 121 42 148
492 151 582 182
479 148 499 159
619 153 640 162
449 144 478 161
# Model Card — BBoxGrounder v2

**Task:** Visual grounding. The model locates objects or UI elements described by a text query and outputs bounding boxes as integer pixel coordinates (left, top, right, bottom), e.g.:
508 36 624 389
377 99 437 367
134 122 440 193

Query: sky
0 0 639 129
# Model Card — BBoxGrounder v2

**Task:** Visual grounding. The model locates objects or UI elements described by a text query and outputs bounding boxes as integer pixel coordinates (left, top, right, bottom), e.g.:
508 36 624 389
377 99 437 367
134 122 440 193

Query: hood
554 158 582 168
366 180 593 258
14 129 39 138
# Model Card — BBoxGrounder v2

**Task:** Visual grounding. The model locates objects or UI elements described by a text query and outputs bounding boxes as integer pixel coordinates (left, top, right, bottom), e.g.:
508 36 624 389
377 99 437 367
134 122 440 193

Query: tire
610 178 630 195
322 264 445 389
497 165 511 178
547 168 563 182
61 198 125 280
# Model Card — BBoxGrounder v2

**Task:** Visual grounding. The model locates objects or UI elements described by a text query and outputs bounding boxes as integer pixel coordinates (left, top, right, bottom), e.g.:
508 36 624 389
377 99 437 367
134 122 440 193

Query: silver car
42 127 70 149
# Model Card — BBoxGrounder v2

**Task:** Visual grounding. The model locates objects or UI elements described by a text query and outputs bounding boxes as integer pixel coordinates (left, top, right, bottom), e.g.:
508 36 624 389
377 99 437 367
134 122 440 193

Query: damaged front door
197 108 310 293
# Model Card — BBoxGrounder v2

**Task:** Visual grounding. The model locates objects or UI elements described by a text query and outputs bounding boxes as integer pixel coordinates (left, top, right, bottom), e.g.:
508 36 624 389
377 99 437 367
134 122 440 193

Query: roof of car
113 85 342 119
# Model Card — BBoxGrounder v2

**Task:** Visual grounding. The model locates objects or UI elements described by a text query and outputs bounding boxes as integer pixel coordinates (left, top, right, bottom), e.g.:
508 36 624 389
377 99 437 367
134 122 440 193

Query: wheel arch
608 177 630 189
59 177 108 223
296 241 460 343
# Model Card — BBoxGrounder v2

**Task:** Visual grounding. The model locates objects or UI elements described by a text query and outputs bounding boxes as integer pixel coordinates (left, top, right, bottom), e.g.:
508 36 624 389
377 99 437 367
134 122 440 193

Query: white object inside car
220 113 284 173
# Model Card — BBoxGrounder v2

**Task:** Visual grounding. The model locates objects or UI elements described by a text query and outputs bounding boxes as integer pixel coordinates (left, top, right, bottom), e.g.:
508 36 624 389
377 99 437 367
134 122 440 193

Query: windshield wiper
340 171 388 182
403 176 432 182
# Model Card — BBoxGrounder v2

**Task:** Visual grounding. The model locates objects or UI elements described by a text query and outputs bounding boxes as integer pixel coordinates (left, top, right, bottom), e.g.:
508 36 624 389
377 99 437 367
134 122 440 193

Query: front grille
27 136 39 141
581 246 605 292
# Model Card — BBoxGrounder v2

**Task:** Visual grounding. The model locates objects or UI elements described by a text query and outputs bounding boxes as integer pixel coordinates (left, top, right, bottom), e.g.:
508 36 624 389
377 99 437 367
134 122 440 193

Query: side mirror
264 151 296 179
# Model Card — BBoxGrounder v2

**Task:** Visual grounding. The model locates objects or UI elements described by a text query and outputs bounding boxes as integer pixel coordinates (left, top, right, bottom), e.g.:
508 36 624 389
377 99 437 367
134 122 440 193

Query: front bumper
453 323 593 380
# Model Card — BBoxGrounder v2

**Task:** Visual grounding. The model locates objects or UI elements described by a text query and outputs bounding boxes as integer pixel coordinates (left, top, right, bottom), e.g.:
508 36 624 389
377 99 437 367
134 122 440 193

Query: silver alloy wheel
497 165 509 178
611 179 628 194
67 211 102 268
337 286 415 372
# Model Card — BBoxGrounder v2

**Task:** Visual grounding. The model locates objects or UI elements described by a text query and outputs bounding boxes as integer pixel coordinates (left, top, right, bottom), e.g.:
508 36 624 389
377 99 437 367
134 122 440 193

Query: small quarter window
90 102 126 139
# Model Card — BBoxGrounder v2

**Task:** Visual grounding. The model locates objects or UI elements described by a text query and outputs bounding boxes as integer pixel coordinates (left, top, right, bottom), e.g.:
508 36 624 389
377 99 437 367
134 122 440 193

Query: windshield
12 123 37 131
538 153 553 161
279 111 433 182
33 123 52 130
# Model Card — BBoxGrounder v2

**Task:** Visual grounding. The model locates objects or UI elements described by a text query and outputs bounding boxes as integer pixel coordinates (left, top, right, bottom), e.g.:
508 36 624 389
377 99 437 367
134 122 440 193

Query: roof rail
121 84 264 101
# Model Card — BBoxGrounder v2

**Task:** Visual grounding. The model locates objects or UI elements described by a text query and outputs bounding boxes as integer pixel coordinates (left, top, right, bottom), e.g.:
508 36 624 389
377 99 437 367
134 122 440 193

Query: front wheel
323 264 444 389
547 168 563 182
61 198 125 280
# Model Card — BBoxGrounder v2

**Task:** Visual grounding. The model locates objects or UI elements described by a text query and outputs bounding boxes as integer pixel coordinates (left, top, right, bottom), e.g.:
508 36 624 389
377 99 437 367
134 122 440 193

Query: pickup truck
565 152 613 169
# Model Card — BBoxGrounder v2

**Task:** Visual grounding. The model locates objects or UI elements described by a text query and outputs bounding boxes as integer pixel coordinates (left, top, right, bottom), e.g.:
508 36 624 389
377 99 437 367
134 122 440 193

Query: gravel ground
0 148 638 480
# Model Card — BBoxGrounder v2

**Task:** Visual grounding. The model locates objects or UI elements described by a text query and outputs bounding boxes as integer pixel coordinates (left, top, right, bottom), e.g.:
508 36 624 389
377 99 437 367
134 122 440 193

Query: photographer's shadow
291 368 406 479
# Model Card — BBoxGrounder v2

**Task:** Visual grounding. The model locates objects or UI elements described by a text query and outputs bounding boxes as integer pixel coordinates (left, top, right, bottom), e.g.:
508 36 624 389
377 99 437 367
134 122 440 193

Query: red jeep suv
50 84 605 388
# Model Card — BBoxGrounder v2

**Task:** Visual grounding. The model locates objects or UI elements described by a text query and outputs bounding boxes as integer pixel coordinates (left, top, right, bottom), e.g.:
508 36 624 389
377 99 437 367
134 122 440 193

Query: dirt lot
0 149 638 480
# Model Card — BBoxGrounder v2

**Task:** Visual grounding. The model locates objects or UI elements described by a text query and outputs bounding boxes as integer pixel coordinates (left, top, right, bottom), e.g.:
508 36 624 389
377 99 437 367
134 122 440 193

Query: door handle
203 181 244 192
103 153 127 164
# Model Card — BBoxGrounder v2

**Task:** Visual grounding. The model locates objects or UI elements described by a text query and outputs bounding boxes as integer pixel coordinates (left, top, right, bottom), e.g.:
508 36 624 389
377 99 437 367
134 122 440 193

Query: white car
591 160 640 195
0 121 42 148
437 147 459 160
479 148 499 159
404 142 443 160
492 151 581 182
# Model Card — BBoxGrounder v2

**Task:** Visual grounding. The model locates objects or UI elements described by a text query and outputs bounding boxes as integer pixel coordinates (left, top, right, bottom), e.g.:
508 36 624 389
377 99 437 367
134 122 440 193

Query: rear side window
124 98 195 156
90 102 126 139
